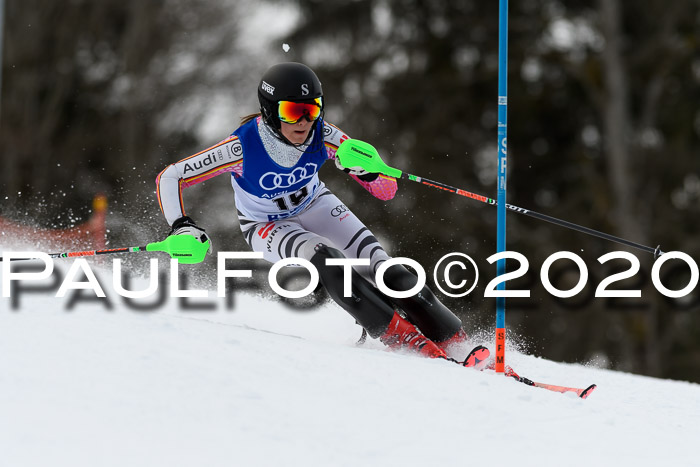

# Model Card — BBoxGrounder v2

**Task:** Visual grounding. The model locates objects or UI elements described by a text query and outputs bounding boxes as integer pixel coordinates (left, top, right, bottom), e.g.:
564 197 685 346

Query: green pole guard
147 235 210 264
336 139 403 179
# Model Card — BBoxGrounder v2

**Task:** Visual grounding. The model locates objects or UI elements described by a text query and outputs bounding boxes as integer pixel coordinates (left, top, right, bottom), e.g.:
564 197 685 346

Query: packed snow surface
1 265 699 467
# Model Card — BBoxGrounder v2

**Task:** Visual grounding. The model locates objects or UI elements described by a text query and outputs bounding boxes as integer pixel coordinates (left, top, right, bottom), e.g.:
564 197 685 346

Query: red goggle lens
278 98 323 124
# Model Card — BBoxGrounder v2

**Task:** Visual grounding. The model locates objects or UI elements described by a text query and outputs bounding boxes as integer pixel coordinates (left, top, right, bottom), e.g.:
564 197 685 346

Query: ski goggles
278 97 323 124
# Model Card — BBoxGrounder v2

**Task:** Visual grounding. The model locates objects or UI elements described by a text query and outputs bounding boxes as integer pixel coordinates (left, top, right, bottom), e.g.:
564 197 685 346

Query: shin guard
310 245 395 338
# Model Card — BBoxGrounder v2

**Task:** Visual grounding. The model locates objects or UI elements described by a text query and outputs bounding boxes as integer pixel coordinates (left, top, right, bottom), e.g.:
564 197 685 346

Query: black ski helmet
258 62 323 133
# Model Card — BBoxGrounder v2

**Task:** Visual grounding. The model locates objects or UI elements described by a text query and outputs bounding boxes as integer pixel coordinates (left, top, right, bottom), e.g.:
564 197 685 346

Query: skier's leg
298 191 467 349
296 189 390 280
309 243 446 358
240 216 319 265
240 214 444 356
241 216 389 332
307 243 393 337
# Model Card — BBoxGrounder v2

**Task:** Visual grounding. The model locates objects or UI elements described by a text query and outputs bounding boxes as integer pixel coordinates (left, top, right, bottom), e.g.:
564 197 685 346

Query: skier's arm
323 122 398 201
156 135 244 225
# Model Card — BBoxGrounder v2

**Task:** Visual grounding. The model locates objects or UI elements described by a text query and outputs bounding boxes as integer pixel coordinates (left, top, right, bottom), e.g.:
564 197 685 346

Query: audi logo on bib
259 163 318 190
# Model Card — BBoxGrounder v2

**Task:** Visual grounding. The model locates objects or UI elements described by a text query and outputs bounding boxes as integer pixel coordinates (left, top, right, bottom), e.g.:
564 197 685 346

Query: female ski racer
156 62 480 363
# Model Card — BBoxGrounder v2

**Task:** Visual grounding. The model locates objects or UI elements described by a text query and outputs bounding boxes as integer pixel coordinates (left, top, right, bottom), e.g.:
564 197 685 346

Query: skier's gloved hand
335 156 378 182
169 216 213 254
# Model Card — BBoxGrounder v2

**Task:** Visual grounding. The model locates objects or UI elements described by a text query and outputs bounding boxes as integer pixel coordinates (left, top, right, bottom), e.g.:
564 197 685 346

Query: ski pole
0 235 210 264
336 139 664 258
0 246 146 262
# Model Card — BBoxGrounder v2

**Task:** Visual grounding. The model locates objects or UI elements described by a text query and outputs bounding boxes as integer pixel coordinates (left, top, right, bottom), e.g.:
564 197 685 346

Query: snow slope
1 266 699 467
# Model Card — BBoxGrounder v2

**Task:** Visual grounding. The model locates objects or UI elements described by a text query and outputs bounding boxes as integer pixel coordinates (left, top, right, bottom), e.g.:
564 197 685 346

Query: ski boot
380 312 447 359
435 328 468 358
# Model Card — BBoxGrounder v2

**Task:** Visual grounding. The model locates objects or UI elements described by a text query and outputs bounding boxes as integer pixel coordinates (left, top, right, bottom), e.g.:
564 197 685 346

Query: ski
454 347 597 399
462 345 491 369
504 366 597 399
380 339 596 399
441 345 492 368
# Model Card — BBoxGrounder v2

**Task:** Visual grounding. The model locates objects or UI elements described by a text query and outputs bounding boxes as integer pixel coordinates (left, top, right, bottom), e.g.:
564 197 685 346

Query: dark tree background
1 0 699 381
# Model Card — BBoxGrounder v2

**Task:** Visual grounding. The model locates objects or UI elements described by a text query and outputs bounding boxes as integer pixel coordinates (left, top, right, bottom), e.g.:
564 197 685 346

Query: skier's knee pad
381 264 463 342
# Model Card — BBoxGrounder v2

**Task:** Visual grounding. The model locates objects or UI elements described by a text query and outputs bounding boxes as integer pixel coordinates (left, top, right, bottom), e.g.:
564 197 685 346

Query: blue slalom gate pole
495 0 509 373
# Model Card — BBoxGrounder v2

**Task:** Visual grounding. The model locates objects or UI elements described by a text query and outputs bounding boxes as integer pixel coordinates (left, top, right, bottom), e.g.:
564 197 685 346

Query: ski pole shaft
336 139 664 257
400 173 664 257
0 246 147 262
2 234 210 264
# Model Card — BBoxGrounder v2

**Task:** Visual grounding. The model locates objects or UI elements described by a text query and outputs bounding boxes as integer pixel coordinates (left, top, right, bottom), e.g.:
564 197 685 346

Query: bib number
272 186 309 211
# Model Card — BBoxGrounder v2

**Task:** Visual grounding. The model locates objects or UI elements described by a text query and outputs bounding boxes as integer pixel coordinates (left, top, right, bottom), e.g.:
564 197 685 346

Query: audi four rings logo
259 163 318 190
331 204 349 217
